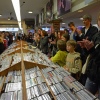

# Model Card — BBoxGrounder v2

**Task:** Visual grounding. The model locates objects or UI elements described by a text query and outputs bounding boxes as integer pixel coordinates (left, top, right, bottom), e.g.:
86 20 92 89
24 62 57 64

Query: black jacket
76 24 98 65
86 31 100 84
40 36 48 54
77 24 98 41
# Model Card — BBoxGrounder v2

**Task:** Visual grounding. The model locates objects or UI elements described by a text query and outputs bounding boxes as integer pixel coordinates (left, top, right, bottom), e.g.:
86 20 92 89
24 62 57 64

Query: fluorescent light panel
28 11 33 14
11 0 22 29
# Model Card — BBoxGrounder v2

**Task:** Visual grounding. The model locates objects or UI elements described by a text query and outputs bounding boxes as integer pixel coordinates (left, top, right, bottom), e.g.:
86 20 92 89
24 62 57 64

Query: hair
38 27 42 30
66 40 77 48
64 29 69 34
83 14 92 21
62 33 69 41
57 40 66 51
41 30 48 36
68 22 75 27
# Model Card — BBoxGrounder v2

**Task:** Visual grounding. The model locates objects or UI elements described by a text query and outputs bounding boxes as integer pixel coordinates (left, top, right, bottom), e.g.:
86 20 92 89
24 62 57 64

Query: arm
51 51 61 63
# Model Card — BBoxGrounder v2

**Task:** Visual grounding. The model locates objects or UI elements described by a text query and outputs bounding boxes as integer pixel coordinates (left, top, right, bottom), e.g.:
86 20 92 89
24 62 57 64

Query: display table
0 41 98 100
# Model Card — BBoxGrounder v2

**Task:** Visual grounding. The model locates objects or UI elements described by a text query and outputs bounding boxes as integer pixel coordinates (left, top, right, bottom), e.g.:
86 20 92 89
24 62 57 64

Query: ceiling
0 0 49 21
0 0 100 28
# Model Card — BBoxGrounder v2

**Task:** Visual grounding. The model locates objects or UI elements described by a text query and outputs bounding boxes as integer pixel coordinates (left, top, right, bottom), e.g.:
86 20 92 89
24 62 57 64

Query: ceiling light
11 0 22 29
80 17 83 20
28 11 33 14
0 14 2 16
78 9 83 12
8 18 10 20
18 21 22 29
62 23 66 24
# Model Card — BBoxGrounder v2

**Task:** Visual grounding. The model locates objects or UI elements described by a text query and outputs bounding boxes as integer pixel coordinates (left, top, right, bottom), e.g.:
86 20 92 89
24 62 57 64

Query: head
57 40 66 51
97 13 100 29
38 28 42 35
29 32 32 35
68 22 75 31
61 33 69 42
82 14 92 27
41 30 48 37
66 40 77 53
64 29 69 34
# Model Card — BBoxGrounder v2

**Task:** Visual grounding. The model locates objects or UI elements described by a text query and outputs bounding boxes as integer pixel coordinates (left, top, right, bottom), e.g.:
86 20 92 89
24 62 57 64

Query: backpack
71 56 82 80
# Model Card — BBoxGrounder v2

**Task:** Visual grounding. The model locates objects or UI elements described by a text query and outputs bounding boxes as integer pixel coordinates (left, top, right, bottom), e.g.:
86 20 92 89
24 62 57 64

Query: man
77 14 98 41
77 14 98 64
78 13 100 99
68 22 79 41
76 14 98 85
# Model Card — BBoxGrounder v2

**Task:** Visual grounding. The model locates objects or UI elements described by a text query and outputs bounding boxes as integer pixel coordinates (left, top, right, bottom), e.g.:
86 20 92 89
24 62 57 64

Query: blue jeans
85 78 100 99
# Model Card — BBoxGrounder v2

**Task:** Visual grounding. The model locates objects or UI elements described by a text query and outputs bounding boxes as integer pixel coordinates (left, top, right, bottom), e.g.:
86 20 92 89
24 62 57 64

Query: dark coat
76 24 98 65
40 36 48 54
86 31 100 84
76 24 98 41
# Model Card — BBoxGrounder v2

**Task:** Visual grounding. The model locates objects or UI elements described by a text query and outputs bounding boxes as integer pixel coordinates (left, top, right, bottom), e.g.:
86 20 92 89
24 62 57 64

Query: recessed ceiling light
78 9 83 12
0 14 2 16
62 23 66 24
28 11 33 14
80 17 83 20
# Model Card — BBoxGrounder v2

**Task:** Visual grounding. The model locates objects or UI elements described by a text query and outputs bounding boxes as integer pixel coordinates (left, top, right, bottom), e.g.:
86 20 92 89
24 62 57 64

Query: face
69 25 74 31
41 31 44 36
38 29 42 34
83 19 90 26
54 32 57 37
66 44 75 52
37 34 40 39
61 36 66 41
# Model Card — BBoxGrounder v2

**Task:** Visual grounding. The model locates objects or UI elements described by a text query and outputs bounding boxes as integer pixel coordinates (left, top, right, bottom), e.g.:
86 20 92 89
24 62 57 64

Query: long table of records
0 41 99 100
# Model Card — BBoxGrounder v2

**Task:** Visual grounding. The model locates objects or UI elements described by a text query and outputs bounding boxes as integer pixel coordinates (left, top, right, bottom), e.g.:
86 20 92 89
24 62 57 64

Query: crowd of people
0 13 100 99
0 31 13 54
31 13 100 99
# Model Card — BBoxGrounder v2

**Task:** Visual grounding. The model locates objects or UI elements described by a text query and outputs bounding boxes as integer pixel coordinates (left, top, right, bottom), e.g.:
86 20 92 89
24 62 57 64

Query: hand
83 39 94 50
77 41 85 48
77 39 94 50
65 67 69 71
76 28 82 35
49 39 52 42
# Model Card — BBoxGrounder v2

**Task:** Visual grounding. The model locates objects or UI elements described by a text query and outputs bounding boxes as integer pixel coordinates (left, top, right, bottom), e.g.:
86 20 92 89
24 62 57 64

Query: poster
57 0 71 16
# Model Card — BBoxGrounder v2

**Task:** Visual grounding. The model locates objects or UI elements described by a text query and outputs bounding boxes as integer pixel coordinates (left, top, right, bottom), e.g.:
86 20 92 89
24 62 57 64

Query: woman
40 30 49 55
